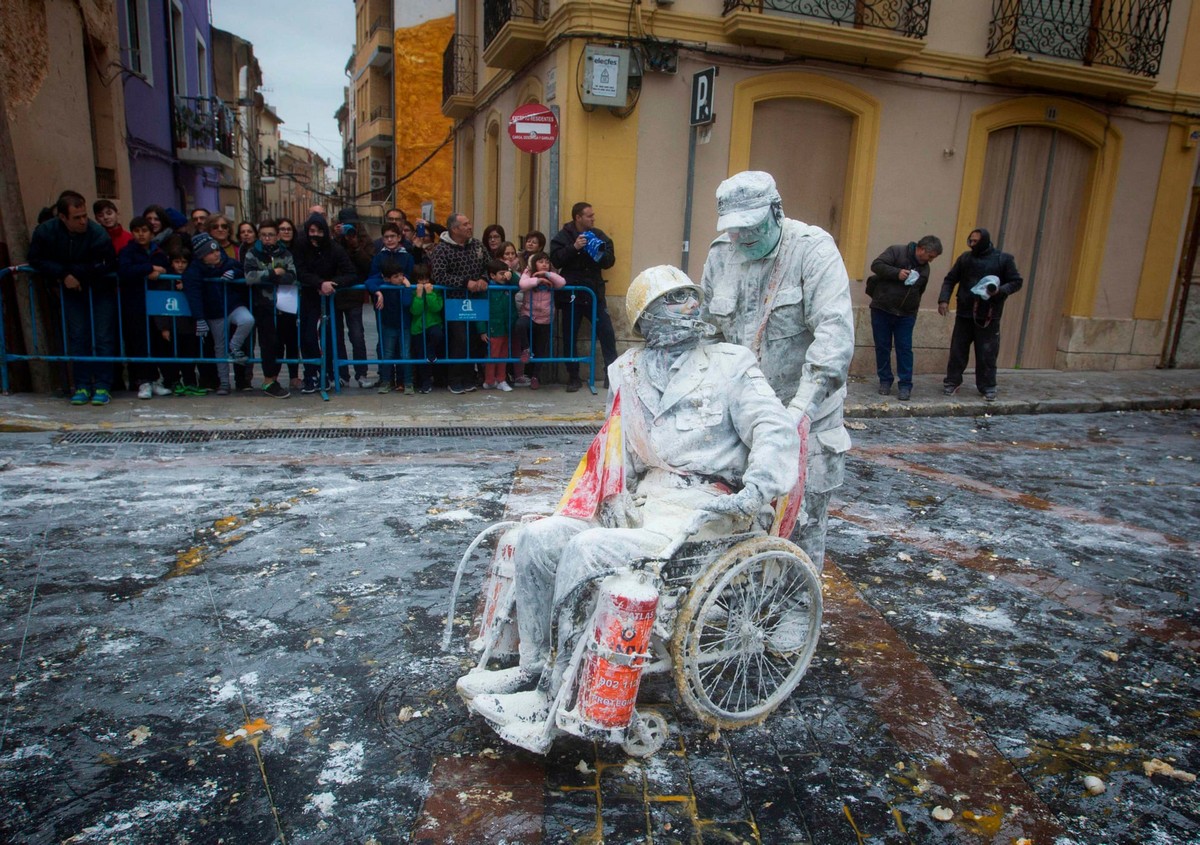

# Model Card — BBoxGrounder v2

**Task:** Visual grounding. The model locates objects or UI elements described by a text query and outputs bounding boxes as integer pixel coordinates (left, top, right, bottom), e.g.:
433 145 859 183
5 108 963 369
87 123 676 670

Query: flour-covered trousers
511 474 745 678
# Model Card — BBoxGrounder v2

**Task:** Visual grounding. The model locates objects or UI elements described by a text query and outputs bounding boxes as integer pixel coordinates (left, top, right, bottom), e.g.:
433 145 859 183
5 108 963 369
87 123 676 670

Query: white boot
470 689 552 754
455 666 537 702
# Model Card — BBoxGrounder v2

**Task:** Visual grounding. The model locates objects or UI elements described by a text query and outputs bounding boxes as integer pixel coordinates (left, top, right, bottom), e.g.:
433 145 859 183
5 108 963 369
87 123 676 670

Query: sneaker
513 375 532 387
173 381 188 396
481 381 495 390
943 384 960 396
496 381 513 392
984 389 997 402
216 386 230 396
377 382 394 394
90 388 111 406
301 377 319 395
404 384 415 395
70 388 90 405
137 382 153 400
878 383 892 396
566 378 582 393
530 377 540 390
449 382 476 394
238 382 255 392
183 384 209 396
419 383 433 394
898 386 912 401
151 382 173 397
359 376 378 389
263 380 290 399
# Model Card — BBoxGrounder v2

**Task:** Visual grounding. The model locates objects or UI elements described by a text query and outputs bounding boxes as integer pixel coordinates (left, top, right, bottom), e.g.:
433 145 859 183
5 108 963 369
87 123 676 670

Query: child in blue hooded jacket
183 234 254 395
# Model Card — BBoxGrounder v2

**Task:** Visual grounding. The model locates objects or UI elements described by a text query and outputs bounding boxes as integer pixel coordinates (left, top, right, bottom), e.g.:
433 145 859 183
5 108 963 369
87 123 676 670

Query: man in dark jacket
428 212 489 394
293 212 357 393
937 228 1023 401
28 191 119 405
334 223 376 387
549 202 618 391
866 235 942 400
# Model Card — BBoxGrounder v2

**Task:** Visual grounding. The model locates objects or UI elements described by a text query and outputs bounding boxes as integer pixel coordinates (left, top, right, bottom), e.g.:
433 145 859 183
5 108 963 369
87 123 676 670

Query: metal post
682 125 698 273
548 105 560 234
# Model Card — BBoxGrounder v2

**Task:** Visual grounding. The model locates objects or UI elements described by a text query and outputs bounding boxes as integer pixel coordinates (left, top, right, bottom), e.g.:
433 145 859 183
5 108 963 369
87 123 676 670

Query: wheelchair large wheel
671 536 822 729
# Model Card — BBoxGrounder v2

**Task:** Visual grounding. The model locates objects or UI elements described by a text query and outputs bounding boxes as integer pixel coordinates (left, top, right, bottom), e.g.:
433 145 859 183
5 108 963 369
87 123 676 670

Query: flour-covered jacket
700 218 854 493
607 343 798 501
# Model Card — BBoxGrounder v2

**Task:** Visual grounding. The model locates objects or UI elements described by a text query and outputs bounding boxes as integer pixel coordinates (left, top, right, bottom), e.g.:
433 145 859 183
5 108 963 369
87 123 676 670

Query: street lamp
261 151 276 184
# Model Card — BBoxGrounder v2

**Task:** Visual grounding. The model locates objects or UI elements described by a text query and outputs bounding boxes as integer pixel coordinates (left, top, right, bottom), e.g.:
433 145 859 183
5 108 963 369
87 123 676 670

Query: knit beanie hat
192 233 221 260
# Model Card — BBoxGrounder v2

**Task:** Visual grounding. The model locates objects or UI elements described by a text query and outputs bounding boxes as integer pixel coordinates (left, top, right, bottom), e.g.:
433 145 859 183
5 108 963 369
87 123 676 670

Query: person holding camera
866 235 942 401
937 227 1023 401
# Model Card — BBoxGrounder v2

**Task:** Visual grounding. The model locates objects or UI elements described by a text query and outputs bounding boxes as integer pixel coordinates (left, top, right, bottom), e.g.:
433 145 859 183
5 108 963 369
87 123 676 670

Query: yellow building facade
444 0 1200 373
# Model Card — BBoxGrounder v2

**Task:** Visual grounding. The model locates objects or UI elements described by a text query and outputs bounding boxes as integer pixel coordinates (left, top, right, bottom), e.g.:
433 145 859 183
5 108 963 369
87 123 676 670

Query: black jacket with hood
938 229 1023 323
292 213 356 295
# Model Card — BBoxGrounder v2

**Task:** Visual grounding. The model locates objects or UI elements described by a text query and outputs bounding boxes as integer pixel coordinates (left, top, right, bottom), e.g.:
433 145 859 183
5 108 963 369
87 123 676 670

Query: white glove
700 483 766 518
195 319 209 338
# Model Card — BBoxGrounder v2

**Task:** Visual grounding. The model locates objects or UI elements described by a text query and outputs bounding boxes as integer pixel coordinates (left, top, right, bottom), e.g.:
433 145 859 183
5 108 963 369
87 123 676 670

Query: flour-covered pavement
0 411 1196 844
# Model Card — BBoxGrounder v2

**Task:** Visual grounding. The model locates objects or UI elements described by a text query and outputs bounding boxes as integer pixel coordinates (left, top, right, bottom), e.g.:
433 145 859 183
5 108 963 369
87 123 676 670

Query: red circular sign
508 103 558 154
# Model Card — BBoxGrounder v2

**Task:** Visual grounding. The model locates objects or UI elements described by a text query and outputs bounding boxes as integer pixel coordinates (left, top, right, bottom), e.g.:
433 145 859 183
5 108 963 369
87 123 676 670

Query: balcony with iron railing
356 13 394 74
173 96 235 171
721 0 930 65
985 0 1170 97
482 0 548 70
442 34 478 119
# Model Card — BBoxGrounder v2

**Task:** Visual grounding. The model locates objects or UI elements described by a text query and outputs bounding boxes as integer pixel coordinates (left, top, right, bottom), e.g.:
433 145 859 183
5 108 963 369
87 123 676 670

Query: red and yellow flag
770 418 809 537
556 390 626 519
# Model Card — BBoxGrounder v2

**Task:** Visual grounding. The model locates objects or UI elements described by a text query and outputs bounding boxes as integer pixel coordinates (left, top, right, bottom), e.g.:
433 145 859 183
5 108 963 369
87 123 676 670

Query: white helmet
625 265 703 336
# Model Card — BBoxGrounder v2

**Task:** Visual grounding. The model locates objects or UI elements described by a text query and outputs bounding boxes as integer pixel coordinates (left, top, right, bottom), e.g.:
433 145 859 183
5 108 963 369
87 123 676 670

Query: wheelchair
445 515 823 757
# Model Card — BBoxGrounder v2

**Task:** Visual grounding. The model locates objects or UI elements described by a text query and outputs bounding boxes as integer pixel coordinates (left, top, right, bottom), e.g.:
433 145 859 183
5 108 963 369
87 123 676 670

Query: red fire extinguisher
577 575 659 730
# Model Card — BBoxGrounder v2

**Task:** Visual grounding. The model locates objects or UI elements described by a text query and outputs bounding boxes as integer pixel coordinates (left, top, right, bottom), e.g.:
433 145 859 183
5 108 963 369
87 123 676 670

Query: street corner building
440 0 1200 374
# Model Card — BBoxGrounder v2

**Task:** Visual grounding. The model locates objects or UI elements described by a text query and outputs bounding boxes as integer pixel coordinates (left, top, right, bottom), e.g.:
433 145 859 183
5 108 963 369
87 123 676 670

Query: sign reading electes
508 103 559 154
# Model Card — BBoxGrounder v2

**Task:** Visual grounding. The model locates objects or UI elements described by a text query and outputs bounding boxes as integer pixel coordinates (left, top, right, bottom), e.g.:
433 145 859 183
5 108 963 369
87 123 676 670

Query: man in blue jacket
28 191 119 405
937 228 1023 401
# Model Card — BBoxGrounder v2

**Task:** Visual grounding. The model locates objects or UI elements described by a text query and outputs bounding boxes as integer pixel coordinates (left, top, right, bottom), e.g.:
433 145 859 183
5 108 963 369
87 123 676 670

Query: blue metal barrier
327 283 600 395
0 267 328 397
2 269 601 399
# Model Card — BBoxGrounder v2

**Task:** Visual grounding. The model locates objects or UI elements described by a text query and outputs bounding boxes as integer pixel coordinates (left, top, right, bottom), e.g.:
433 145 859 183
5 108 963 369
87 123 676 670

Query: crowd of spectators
24 191 616 403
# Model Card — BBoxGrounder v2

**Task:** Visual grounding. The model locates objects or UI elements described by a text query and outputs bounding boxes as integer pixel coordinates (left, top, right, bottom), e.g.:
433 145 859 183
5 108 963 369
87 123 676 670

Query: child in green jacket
409 263 444 394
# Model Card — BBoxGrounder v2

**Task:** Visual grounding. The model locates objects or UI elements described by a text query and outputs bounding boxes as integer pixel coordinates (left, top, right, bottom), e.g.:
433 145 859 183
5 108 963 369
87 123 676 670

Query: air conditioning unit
370 159 387 173
370 175 387 190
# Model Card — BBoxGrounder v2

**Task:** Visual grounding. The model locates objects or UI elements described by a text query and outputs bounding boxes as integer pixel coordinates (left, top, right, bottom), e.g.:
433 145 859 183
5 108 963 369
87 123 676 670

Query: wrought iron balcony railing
987 0 1172 77
443 34 477 105
483 0 548 50
722 0 931 39
173 96 234 161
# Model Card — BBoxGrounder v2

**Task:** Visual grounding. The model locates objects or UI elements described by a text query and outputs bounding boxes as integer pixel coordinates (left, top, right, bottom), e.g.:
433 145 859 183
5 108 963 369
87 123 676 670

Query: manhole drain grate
57 425 600 445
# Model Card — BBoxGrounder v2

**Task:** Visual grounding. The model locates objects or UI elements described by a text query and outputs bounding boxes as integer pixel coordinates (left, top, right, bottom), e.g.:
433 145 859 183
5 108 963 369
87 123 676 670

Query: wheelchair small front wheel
621 708 669 758
672 537 822 729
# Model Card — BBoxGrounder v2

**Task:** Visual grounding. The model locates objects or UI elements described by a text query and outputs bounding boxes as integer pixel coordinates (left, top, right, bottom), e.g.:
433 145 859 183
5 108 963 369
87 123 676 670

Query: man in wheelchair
456 265 800 753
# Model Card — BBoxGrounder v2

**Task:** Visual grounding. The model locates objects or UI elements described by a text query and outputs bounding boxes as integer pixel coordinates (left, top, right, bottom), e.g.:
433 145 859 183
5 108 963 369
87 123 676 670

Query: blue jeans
871 308 916 389
378 311 413 386
63 288 118 391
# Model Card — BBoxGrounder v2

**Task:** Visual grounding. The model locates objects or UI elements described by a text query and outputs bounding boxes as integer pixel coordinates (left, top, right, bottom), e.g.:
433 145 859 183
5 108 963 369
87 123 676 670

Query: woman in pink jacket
513 251 564 389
